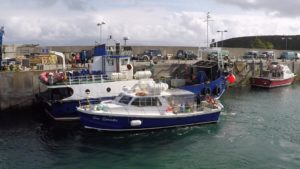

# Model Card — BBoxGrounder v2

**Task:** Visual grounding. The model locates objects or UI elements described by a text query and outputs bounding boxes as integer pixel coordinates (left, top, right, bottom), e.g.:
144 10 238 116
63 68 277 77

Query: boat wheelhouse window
119 95 132 104
165 94 194 108
131 98 140 106
141 97 152 106
272 71 282 78
152 97 162 106
121 59 129 65
131 97 162 107
107 59 114 66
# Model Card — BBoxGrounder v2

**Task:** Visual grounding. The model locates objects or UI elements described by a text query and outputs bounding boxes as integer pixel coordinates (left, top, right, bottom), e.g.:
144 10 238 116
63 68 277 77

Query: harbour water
1 83 300 169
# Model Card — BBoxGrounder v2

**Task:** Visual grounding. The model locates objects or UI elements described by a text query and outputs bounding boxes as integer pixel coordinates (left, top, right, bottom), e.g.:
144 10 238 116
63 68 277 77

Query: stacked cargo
29 54 58 66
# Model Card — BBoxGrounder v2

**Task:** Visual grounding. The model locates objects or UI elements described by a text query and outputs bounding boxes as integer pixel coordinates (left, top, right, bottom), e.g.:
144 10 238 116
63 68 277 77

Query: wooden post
252 60 255 76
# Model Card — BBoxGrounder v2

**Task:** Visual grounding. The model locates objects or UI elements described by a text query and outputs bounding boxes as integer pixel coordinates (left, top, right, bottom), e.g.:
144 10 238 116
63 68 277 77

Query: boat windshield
118 95 132 104
131 97 162 107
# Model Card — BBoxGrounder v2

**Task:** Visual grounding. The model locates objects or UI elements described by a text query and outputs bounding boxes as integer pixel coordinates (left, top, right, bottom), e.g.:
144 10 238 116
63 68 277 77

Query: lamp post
97 22 105 44
217 30 228 47
281 37 292 50
123 37 129 46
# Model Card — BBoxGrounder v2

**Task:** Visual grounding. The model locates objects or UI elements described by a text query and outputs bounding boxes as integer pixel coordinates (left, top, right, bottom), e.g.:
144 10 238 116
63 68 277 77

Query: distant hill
216 35 300 50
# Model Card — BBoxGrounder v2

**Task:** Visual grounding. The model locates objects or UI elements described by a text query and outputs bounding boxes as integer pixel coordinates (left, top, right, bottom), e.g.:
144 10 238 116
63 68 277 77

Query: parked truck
207 50 229 60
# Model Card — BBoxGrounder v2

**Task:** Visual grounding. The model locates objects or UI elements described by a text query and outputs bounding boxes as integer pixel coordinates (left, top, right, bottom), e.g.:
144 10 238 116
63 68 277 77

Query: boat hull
250 76 295 88
179 76 227 99
38 79 141 121
79 111 221 131
43 97 113 121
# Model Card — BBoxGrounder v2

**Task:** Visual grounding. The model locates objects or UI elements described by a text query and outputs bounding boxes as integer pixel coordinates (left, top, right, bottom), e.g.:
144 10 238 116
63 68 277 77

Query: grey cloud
214 0 300 17
34 0 59 7
63 0 91 11
8 0 91 11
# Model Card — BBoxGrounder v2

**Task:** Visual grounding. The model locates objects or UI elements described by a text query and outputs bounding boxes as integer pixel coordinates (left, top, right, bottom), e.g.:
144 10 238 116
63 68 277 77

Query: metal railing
54 73 132 85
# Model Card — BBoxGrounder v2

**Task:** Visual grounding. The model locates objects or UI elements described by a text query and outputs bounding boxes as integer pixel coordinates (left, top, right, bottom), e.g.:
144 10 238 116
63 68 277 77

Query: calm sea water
1 83 300 169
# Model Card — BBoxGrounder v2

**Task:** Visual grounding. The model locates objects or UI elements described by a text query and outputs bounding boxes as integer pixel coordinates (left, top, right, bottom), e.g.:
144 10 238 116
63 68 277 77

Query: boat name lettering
102 117 118 122
92 116 100 120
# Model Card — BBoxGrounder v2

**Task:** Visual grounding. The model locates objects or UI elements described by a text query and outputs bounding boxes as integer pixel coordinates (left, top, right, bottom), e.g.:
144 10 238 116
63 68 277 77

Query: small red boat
250 63 295 88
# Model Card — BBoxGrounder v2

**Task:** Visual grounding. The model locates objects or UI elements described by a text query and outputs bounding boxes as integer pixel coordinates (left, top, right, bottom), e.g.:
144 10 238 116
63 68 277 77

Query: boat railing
170 102 215 113
54 73 132 85
171 100 220 114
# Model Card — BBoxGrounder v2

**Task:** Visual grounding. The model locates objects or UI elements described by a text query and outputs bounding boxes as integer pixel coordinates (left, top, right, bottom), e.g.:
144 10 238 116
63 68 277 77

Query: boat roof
122 88 195 97
193 60 218 68
164 88 195 96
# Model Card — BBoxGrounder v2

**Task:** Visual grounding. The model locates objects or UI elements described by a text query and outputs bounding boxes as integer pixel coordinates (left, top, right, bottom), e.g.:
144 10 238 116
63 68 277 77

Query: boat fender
202 87 211 95
130 120 142 127
166 105 173 113
214 86 221 95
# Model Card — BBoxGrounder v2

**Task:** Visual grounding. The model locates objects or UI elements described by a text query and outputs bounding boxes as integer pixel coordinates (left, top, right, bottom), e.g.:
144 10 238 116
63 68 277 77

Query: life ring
202 87 211 95
214 86 221 95
127 64 132 70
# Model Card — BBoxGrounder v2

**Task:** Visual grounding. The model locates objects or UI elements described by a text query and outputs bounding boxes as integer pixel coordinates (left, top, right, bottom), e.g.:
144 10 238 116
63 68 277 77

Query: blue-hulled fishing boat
37 42 152 121
77 80 223 131
178 60 231 101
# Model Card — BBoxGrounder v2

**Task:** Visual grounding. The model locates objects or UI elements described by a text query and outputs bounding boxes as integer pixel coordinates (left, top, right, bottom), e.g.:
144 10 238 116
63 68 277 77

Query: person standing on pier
0 26 4 69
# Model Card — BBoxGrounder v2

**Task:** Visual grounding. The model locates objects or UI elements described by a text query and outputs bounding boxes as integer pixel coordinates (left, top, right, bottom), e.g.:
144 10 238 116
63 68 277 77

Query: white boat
77 80 223 131
37 42 152 121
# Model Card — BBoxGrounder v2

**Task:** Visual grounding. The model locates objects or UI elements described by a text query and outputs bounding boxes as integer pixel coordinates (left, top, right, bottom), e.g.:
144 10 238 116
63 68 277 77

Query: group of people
71 50 88 67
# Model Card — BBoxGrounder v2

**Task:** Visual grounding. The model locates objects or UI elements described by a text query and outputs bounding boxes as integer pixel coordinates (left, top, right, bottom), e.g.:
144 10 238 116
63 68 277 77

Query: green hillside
216 35 300 50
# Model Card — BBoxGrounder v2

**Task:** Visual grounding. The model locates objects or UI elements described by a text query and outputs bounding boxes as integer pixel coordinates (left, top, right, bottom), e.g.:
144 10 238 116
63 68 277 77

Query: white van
259 51 274 59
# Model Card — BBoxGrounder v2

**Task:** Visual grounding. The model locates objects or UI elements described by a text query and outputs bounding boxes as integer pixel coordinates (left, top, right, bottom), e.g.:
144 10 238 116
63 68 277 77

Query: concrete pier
0 71 42 111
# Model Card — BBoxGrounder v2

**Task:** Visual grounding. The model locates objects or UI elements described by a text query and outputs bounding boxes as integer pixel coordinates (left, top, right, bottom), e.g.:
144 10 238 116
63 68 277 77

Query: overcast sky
1 0 300 46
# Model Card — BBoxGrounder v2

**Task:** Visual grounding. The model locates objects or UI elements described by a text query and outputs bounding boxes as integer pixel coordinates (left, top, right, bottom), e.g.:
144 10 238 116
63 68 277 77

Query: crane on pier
0 26 4 68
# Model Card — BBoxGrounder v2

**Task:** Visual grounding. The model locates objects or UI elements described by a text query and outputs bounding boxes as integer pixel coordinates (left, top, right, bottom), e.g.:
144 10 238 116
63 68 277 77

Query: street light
123 37 129 46
97 21 105 44
217 30 228 47
281 37 292 50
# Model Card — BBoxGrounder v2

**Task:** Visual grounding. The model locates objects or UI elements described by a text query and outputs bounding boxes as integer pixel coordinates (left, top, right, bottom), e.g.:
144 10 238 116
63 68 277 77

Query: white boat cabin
260 63 295 79
90 43 133 80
